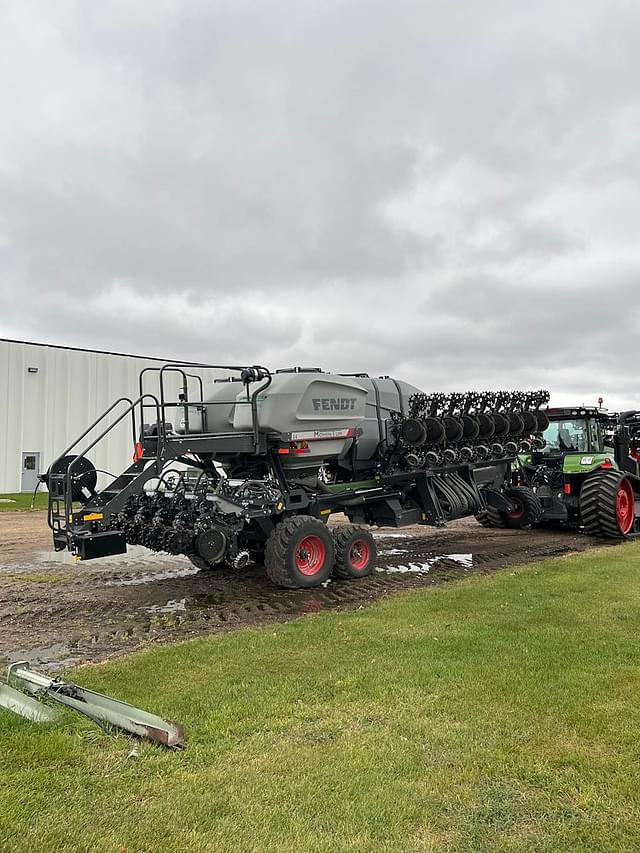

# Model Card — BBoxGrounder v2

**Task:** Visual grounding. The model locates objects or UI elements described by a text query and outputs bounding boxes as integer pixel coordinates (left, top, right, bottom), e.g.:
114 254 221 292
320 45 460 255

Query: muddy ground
0 511 612 671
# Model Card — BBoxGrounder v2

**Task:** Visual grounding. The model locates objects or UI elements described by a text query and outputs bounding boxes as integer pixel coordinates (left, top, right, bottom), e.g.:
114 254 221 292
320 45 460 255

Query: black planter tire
501 486 543 529
333 525 377 579
265 515 335 588
475 506 505 528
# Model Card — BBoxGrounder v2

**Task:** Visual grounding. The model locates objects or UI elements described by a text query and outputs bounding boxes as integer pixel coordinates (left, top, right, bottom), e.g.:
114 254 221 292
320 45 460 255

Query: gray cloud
1 0 640 411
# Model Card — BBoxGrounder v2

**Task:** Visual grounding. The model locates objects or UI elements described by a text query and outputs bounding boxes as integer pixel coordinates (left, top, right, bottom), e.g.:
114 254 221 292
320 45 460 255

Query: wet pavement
0 512 611 671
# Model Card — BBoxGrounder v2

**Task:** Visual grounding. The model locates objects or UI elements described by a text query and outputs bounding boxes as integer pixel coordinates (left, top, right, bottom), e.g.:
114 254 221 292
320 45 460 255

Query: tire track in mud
0 514 611 670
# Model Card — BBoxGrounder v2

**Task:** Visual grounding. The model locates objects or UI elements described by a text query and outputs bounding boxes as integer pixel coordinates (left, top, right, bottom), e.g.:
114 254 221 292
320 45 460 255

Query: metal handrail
249 371 272 450
47 396 135 532
139 366 205 437
153 362 271 447
66 394 160 473
57 394 161 533
139 363 248 440
158 365 189 440
48 397 136 475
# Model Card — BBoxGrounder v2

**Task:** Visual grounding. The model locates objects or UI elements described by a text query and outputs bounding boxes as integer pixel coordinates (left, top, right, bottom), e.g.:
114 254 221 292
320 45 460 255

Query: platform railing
48 394 161 537
136 362 272 452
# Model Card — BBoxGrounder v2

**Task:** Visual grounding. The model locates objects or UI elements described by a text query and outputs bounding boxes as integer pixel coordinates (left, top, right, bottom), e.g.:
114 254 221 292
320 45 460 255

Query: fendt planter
485 406 640 538
43 364 549 588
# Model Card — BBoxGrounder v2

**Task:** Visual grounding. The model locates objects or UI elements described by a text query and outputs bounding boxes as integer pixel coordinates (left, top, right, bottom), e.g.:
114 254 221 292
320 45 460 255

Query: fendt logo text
312 398 358 411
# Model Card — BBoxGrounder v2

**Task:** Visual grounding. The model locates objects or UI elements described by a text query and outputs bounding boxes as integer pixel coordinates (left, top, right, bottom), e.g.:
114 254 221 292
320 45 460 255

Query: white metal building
0 339 225 493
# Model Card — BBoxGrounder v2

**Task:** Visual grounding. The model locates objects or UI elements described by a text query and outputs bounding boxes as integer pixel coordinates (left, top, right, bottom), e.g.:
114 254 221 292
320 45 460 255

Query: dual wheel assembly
264 516 377 589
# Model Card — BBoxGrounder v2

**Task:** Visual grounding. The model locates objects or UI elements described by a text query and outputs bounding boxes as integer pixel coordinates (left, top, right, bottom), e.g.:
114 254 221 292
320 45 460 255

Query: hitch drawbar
0 662 185 748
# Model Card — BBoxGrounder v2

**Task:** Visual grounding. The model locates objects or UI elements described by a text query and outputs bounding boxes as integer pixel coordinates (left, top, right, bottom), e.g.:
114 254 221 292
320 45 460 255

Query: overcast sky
1 1 639 409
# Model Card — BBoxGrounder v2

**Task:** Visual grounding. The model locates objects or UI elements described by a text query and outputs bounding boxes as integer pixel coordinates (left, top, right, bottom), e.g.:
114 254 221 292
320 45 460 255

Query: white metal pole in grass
4 661 185 748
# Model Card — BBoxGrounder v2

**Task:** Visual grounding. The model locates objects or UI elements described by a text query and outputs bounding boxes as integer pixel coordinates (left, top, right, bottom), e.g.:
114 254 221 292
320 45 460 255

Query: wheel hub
616 480 635 535
295 535 326 576
349 539 370 570
507 498 525 520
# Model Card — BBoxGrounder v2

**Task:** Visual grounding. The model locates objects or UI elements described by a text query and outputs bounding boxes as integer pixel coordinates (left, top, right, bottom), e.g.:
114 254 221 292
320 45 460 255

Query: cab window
543 419 590 452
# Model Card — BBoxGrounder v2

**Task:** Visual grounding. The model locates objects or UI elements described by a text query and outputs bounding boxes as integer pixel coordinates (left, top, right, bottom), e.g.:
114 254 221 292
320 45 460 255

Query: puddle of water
378 548 409 556
146 598 188 614
372 533 412 539
377 553 473 575
39 546 191 566
108 567 199 587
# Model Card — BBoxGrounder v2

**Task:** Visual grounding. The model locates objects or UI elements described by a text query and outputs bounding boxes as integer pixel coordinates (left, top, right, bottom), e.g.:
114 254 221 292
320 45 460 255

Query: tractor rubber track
580 471 625 539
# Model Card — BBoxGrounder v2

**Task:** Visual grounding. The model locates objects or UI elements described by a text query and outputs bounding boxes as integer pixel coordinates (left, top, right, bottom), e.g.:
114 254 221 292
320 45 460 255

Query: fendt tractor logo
312 397 358 412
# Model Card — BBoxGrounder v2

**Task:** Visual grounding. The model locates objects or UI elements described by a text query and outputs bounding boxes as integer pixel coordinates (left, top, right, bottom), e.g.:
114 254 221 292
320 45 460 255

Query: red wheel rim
295 535 327 576
616 479 635 535
349 539 370 571
507 498 524 520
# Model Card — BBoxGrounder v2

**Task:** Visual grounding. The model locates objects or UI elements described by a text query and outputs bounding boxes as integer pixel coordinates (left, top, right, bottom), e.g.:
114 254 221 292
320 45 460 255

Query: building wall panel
0 340 225 493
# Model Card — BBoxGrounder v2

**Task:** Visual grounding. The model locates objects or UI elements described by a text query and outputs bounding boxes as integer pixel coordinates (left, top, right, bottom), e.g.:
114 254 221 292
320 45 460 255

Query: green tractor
480 406 640 538
523 407 640 538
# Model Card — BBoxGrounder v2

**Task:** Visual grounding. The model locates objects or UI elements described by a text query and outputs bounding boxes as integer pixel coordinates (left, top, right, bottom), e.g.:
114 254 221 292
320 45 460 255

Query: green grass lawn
2 544 640 852
0 492 48 511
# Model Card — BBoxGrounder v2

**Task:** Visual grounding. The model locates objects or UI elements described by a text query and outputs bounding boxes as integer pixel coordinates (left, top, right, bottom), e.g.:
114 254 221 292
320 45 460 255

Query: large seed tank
178 368 369 465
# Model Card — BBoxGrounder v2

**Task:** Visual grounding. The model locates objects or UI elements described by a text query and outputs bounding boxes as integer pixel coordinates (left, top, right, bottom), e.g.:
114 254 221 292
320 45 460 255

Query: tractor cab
530 406 617 486
540 407 614 460
519 407 617 527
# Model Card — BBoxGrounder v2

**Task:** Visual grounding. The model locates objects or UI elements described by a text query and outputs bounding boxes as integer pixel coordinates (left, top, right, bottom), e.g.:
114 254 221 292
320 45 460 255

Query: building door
20 452 40 493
